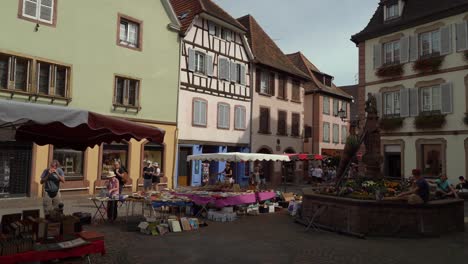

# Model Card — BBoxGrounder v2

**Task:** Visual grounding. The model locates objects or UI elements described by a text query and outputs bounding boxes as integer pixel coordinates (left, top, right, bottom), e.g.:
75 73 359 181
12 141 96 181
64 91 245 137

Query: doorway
178 147 192 187
0 141 32 198
384 153 401 178
257 147 273 182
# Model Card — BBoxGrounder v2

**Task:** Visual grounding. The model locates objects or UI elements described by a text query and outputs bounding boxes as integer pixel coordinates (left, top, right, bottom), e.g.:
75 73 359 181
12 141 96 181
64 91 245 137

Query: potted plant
414 112 446 129
379 117 404 131
413 56 444 73
376 64 404 78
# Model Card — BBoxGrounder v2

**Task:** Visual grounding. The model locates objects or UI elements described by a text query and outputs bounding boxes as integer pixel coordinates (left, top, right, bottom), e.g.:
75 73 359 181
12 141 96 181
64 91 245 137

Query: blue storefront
175 144 250 188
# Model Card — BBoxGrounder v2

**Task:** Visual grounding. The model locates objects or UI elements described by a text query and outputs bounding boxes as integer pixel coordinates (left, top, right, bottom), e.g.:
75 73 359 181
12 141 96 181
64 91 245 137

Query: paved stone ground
0 190 467 264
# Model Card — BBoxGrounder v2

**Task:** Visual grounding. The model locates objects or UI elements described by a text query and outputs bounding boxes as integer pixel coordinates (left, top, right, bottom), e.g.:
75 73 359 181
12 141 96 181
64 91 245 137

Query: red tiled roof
170 0 246 34
286 52 352 100
237 15 310 80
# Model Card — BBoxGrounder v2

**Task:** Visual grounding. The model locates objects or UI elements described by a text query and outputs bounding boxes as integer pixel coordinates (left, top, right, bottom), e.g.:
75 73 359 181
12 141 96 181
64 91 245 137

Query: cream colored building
352 0 468 182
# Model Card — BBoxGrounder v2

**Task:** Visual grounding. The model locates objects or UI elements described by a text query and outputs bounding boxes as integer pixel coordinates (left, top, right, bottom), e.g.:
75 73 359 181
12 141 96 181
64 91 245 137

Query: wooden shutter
23 0 38 18
441 82 453 114
440 25 452 55
269 72 275 96
373 44 382 69
206 54 213 76
218 58 225 80
188 48 195 72
240 65 246 85
456 22 468 52
409 35 419 62
400 37 409 63
208 22 215 35
375 92 382 117
399 88 410 117
255 69 261 93
230 61 236 82
409 88 419 117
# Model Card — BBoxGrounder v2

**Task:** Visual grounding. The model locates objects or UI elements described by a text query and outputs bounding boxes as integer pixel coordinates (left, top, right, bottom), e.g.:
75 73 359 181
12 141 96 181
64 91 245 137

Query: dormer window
384 1 402 21
323 76 332 87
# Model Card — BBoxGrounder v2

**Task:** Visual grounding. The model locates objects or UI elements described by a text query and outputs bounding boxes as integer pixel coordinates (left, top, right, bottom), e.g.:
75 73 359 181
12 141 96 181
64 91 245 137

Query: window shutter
23 0 38 18
226 30 232 41
218 58 225 80
269 72 275 96
456 22 468 52
230 61 236 82
374 92 382 117
373 44 382 69
255 69 261 93
206 54 213 76
188 48 196 72
240 65 246 85
201 101 207 125
441 82 453 114
400 37 409 63
399 88 410 117
39 0 54 22
440 25 452 55
208 22 215 35
409 35 419 62
409 88 419 117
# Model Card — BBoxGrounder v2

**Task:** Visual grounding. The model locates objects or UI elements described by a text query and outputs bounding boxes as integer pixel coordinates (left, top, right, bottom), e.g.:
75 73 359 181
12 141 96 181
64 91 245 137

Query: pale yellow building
0 0 181 198
352 0 468 182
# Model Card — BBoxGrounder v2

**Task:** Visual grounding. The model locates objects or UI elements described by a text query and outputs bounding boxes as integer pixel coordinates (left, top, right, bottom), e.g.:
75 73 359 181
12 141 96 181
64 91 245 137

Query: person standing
219 163 233 184
143 161 154 192
106 171 119 221
259 164 266 189
312 165 323 183
113 161 127 194
152 162 161 191
40 160 65 218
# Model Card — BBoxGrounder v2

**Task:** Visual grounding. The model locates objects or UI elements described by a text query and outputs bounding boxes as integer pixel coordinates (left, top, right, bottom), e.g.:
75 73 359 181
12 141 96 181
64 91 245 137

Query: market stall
0 100 166 260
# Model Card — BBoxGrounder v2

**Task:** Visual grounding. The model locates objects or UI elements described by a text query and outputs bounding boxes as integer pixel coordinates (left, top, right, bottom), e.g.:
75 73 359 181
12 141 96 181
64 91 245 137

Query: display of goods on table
319 178 409 200
137 215 202 236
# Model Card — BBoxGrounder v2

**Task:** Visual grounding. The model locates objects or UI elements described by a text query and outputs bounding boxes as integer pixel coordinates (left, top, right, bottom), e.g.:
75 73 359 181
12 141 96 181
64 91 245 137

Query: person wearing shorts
40 160 65 218
143 161 154 192
152 162 161 190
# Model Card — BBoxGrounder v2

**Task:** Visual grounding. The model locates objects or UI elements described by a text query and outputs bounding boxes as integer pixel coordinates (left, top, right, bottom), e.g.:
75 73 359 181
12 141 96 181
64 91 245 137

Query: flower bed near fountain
301 189 464 237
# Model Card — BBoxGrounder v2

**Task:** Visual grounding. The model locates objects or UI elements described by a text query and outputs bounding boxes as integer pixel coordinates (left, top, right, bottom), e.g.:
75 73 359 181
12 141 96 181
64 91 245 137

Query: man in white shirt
312 165 323 183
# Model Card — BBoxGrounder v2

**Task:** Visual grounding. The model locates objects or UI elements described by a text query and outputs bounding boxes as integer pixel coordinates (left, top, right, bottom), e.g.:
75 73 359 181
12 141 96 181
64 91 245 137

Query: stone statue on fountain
362 93 383 179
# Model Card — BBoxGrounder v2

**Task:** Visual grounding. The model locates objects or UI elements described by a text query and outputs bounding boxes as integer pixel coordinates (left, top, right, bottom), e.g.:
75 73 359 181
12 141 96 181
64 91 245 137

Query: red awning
0 100 165 150
285 153 323 161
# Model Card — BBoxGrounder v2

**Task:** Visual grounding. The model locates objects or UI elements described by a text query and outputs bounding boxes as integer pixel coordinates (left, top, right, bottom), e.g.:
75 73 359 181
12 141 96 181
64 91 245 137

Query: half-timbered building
170 0 253 186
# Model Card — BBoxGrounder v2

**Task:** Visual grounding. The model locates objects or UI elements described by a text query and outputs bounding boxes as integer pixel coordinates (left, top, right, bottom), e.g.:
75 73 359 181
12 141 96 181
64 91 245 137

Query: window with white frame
193 99 207 127
323 122 330 143
119 17 141 49
420 86 441 113
235 63 242 84
385 3 400 20
341 101 348 118
323 96 330 115
260 72 269 94
420 30 441 57
383 91 400 116
221 28 232 41
20 0 55 24
217 103 230 129
383 40 400 64
114 76 140 108
234 106 246 130
195 52 206 74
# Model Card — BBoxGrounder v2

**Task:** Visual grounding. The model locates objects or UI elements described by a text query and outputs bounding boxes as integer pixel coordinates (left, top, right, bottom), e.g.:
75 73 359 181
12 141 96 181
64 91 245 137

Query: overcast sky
214 0 378 86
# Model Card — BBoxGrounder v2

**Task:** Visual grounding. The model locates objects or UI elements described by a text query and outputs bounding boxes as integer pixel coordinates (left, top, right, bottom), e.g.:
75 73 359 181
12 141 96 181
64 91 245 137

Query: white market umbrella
187 152 290 162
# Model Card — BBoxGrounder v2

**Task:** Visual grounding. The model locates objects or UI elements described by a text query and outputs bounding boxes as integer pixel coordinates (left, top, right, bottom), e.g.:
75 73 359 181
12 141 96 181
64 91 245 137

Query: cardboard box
62 216 79 236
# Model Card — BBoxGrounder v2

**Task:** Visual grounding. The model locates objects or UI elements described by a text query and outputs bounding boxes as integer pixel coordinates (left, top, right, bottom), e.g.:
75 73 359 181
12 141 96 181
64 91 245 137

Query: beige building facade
352 0 468 182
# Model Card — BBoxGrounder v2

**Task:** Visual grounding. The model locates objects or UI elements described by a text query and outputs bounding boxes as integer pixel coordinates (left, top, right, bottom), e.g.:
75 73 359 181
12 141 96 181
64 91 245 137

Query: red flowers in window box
375 64 404 78
412 56 444 73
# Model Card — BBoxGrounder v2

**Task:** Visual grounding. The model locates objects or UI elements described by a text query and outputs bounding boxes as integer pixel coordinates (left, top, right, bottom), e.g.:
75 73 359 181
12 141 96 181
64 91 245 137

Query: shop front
0 141 32 198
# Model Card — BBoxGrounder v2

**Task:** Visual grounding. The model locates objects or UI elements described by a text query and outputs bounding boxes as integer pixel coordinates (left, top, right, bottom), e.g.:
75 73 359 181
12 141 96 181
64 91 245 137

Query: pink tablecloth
257 191 276 201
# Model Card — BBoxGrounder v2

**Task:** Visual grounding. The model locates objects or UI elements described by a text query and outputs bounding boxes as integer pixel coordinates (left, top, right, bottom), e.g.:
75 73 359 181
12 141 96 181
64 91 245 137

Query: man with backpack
40 160 65 218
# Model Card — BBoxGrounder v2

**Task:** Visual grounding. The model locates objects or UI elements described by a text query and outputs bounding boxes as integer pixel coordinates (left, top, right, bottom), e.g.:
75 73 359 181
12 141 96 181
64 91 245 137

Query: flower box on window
375 64 404 78
379 117 404 131
412 56 444 73
414 112 446 129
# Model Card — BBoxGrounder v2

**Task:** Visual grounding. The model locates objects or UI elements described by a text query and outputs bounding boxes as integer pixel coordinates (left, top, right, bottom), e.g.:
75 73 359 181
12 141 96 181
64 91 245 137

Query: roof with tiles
237 15 311 80
170 0 246 34
352 0 468 44
286 52 352 100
